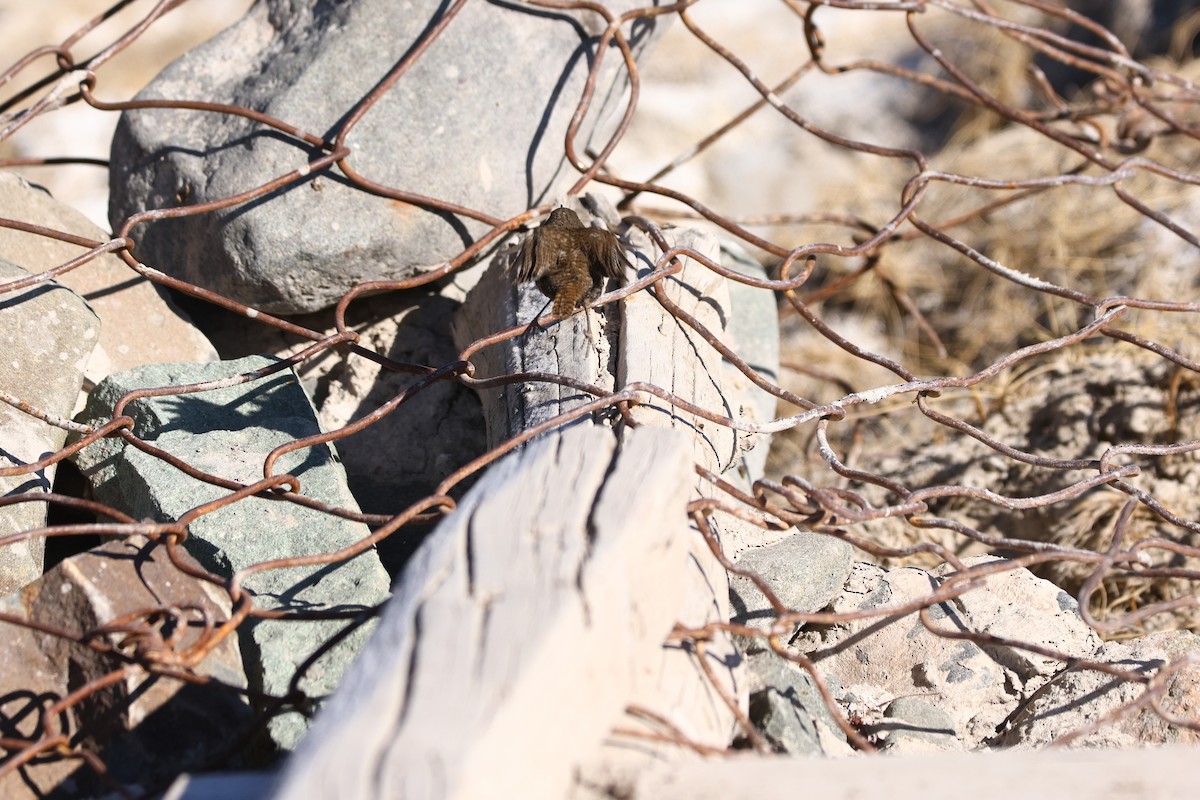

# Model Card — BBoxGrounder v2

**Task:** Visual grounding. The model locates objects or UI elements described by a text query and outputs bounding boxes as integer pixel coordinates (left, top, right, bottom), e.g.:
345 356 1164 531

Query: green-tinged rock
71 355 390 750
729 529 854 639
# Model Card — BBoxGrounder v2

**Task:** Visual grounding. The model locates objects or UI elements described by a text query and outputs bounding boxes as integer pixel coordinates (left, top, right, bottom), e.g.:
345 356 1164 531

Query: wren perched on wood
514 207 629 319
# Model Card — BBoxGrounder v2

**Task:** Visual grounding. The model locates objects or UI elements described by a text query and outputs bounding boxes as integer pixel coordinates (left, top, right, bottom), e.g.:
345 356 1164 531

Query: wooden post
268 199 763 798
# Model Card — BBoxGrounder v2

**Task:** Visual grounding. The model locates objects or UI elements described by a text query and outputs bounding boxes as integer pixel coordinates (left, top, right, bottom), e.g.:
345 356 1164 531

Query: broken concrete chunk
1001 630 1200 748
792 557 1100 749
70 355 391 750
931 558 1100 680
0 258 98 594
771 557 1200 753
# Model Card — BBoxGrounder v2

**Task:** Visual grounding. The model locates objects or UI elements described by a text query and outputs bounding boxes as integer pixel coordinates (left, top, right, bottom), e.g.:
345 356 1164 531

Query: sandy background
0 0 250 227
0 1 910 231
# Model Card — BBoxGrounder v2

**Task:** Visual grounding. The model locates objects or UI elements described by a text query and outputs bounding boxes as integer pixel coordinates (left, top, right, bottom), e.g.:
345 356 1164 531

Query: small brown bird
514 207 629 319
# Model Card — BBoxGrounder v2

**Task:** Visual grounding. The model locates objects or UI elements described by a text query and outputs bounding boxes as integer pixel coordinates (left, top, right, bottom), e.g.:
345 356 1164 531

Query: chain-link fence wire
2 0 1200 792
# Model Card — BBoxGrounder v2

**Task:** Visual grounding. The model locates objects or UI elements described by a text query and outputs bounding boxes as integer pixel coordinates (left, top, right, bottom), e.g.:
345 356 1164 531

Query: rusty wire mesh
2 0 1200 793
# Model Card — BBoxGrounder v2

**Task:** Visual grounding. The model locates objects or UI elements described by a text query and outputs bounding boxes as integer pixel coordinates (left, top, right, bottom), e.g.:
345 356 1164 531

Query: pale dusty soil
0 0 250 227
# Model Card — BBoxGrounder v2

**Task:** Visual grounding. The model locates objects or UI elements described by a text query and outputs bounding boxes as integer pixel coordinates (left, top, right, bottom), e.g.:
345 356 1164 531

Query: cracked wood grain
270 425 694 800
270 202 756 800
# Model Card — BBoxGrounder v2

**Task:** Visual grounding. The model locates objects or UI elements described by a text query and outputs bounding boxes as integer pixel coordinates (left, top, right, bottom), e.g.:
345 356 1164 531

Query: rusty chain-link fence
3 0 1200 795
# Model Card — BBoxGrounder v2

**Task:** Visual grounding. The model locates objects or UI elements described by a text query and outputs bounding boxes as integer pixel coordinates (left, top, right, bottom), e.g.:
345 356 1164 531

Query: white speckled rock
0 172 217 400
0 259 98 594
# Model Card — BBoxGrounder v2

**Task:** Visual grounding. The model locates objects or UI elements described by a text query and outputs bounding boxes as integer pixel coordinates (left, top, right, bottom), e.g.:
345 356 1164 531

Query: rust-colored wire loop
1 0 1200 790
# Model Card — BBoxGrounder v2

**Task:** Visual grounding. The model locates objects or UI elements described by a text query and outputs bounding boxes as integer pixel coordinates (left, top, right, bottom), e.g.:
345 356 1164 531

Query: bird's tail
552 280 586 317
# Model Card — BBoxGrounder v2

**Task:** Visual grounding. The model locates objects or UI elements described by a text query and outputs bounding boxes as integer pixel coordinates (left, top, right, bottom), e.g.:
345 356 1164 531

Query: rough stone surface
161 278 488 547
109 0 666 314
0 171 216 399
0 593 77 797
877 697 960 753
285 285 485 527
769 556 1200 752
729 529 854 637
792 557 1102 749
1002 631 1200 748
0 536 247 799
930 559 1101 681
70 355 391 750
0 259 98 594
744 651 849 756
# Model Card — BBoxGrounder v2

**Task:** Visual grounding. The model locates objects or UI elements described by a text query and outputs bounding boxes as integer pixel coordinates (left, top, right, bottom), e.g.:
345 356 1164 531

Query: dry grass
764 40 1200 638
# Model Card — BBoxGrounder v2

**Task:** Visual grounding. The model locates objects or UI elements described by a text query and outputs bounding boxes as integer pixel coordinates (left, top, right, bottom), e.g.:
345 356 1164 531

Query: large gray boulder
71 355 392 750
109 0 665 313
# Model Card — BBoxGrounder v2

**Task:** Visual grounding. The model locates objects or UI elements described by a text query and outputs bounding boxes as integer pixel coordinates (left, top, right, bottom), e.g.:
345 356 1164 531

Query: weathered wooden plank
268 425 696 800
634 746 1200 800
457 199 759 794
465 204 752 758
451 197 617 449
568 225 748 799
269 200 768 799
618 226 742 473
